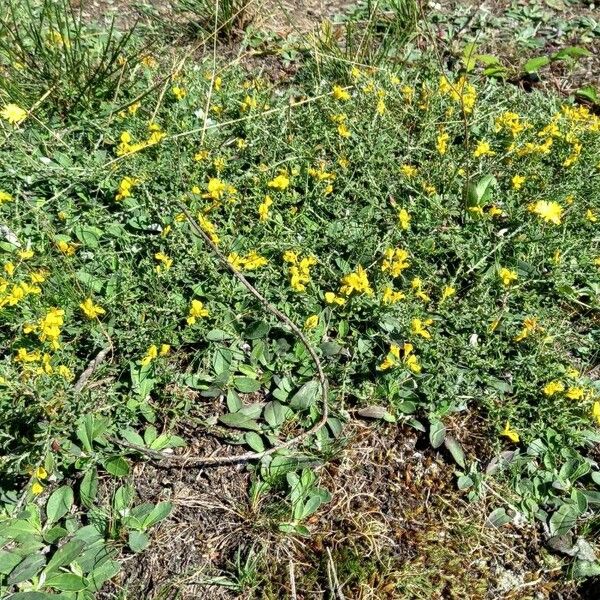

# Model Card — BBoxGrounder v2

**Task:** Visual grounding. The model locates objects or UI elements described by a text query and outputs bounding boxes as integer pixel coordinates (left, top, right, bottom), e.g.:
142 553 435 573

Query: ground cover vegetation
0 0 599 597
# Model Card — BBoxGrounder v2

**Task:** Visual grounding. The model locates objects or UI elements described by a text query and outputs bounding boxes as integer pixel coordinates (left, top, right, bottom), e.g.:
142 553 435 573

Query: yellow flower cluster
24 308 64 350
203 178 237 202
197 214 220 244
438 75 477 114
283 251 317 292
227 251 268 271
258 195 273 221
340 265 373 296
116 124 165 156
186 300 209 325
140 343 170 366
115 176 138 201
378 342 421 373
381 248 410 277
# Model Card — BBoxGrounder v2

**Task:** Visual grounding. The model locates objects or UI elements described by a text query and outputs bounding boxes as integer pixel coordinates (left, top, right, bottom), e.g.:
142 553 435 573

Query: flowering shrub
0 31 599 594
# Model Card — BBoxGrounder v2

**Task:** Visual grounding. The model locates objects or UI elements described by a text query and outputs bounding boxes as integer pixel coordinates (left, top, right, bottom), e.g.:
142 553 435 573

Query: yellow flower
324 291 346 305
140 344 158 366
57 365 73 379
172 86 186 100
258 195 273 221
473 140 495 158
514 317 538 342
501 421 519 443
4 262 15 276
543 380 565 396
337 123 351 138
411 317 433 340
511 175 526 190
528 200 563 225
304 315 319 329
376 97 386 115
382 286 405 304
241 95 258 111
160 344 171 356
0 190 13 204
267 174 290 190
242 251 268 270
381 248 410 277
155 252 172 272
566 387 584 400
187 299 209 325
204 177 237 201
440 285 456 302
80 298 106 319
194 149 209 162
400 165 417 179
398 209 411 230
411 277 430 302
340 265 373 296
197 215 220 244
227 252 245 271
488 205 503 217
499 267 517 287
436 131 449 155
495 112 525 137
586 209 597 223
402 342 421 373
56 240 76 256
18 249 34 260
38 308 64 349
593 401 600 426
35 466 48 479
15 347 41 363
332 85 350 101
115 176 138 201
31 482 44 495
1 103 27 125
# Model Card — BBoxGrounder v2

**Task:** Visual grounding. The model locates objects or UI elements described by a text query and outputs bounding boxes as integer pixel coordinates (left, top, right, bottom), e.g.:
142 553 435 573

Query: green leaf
76 271 104 293
128 531 149 553
46 486 74 524
80 468 98 508
523 55 551 73
429 419 446 449
467 174 496 207
219 412 261 431
7 554 46 585
289 380 320 410
245 431 265 452
88 558 121 591
74 225 103 248
103 456 130 477
45 572 88 591
44 539 86 574
571 560 600 578
142 502 172 529
444 436 465 468
487 507 511 528
246 321 270 339
549 504 579 537
206 328 233 341
576 86 598 104
0 550 22 575
264 400 285 428
233 376 261 393
213 347 232 375
8 594 58 600
226 389 242 412
553 46 591 60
